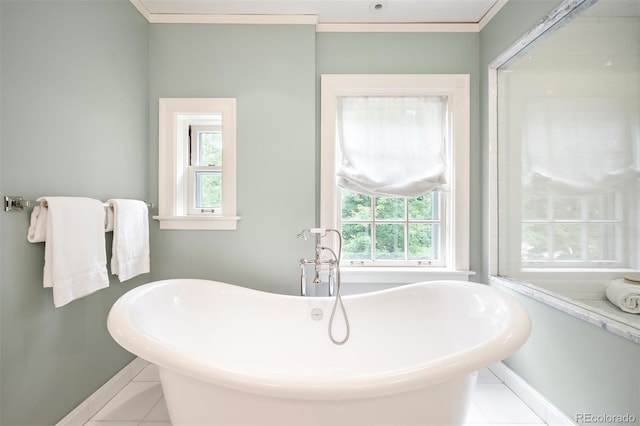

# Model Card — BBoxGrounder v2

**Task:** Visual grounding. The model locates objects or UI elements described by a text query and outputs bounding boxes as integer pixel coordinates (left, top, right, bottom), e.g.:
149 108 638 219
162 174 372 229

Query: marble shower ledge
490 276 640 345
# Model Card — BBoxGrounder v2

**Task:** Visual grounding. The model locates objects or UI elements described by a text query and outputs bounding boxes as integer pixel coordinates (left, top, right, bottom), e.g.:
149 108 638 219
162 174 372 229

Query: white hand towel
34 197 109 307
27 205 48 243
105 206 115 232
107 199 150 282
606 279 640 314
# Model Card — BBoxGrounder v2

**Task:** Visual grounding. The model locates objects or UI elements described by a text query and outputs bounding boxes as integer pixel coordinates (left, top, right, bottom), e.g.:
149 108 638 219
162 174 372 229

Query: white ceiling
135 0 503 24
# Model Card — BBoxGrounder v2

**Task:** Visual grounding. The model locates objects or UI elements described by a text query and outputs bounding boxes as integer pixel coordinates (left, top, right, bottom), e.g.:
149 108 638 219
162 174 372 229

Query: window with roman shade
320 74 471 280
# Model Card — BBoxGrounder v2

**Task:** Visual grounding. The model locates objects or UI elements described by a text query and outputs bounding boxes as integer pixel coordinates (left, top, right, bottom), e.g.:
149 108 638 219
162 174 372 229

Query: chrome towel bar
4 196 154 212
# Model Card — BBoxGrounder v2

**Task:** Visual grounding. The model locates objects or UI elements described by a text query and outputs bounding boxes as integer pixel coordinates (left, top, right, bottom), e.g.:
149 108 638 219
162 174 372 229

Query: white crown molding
146 13 319 25
129 0 152 21
316 22 481 33
478 0 509 30
129 0 509 32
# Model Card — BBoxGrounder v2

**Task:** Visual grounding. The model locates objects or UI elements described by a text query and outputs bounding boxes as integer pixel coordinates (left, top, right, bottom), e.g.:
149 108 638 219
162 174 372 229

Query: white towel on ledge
107 199 150 282
29 197 109 307
606 279 640 314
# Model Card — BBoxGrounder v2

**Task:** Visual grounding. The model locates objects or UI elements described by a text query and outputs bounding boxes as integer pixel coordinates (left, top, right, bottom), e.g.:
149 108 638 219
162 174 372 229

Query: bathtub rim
107 278 531 400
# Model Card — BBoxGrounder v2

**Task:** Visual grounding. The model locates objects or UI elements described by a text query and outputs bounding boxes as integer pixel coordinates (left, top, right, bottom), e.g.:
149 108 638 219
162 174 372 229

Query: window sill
153 215 241 230
507 268 639 282
520 267 638 274
340 266 475 284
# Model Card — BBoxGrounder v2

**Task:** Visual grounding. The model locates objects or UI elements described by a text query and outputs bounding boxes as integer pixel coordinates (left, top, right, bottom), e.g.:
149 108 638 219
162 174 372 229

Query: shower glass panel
497 0 639 304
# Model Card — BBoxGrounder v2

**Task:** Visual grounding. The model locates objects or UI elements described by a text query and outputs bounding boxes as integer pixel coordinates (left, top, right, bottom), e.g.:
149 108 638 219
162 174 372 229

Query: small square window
156 98 239 230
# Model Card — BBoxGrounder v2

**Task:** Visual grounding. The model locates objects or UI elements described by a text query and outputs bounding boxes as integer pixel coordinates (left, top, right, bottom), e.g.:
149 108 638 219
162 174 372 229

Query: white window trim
155 98 240 230
320 74 472 280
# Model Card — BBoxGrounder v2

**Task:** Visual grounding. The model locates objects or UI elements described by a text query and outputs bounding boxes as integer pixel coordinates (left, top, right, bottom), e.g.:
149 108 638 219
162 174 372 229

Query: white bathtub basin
108 279 530 425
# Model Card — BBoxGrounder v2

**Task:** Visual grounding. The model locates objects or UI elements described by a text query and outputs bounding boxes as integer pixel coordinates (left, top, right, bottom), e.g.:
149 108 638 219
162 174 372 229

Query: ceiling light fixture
369 1 386 13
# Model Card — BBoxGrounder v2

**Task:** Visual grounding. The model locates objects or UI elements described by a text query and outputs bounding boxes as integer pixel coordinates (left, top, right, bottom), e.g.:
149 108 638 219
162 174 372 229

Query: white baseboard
489 362 576 426
56 357 149 426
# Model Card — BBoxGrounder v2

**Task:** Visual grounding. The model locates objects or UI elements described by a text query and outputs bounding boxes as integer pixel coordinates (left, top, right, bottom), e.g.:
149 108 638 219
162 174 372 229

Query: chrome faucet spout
297 228 342 293
297 227 350 344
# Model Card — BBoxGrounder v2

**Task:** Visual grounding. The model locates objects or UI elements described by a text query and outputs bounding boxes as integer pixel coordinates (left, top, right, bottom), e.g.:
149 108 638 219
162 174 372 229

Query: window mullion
371 196 377 262
404 197 409 261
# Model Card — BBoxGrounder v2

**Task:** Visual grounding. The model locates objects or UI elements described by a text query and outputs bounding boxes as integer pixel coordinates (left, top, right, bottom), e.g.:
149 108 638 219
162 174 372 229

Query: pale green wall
146 28 481 292
0 1 149 424
147 24 317 295
480 1 640 423
2 0 639 424
499 286 640 424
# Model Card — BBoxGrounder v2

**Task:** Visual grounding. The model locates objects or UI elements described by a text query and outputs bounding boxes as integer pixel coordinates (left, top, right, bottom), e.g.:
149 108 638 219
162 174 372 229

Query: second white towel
107 199 150 282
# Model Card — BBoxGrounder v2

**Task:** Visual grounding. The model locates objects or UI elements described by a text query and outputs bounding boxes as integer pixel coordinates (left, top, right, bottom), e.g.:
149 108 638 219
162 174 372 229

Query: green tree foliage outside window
341 190 439 261
198 132 222 167
196 172 222 208
196 131 222 209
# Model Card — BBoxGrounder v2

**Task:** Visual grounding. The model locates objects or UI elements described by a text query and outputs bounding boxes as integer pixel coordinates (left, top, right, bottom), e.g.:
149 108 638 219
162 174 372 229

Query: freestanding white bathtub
107 279 530 426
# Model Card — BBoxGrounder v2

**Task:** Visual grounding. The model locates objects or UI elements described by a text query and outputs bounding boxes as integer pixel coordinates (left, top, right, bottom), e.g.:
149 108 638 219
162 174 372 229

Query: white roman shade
336 96 448 198
522 97 640 193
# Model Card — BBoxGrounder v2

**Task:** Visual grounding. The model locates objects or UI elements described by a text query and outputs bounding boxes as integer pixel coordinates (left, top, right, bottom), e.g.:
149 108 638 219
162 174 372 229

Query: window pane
408 193 438 220
587 223 619 260
198 132 222 166
587 194 618 220
341 190 371 220
409 223 438 260
342 224 371 260
522 192 548 220
196 171 221 208
375 197 404 220
553 196 581 220
522 224 550 261
375 224 405 260
553 224 582 260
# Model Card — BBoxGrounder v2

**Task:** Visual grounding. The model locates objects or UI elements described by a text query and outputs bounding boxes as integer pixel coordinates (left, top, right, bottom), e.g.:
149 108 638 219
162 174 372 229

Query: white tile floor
84 364 547 426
